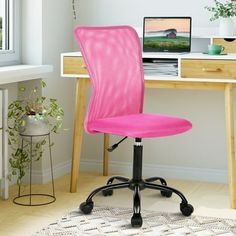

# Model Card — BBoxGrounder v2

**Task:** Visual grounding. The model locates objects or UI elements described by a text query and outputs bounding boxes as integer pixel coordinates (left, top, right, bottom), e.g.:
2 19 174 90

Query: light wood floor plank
0 172 235 236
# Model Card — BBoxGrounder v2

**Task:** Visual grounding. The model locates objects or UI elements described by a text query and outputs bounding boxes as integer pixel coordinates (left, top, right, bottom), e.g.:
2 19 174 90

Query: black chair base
79 138 194 227
80 176 194 227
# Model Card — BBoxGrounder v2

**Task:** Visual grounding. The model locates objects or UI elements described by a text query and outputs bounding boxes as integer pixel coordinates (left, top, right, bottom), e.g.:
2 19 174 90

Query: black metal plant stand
13 133 56 206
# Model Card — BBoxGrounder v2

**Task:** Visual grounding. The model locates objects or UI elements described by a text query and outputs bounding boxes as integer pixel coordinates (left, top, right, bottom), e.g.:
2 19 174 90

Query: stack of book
143 59 178 77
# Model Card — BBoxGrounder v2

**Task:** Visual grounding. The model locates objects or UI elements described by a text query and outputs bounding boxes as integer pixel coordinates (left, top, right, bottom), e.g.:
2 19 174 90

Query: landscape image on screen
144 18 191 52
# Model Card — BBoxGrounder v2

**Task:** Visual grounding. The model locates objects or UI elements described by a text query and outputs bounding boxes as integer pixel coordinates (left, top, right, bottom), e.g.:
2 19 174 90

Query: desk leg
225 83 236 208
103 134 109 176
70 78 88 193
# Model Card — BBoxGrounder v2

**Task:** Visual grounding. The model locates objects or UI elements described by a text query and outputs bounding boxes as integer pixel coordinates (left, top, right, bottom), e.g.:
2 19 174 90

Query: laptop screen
143 17 192 53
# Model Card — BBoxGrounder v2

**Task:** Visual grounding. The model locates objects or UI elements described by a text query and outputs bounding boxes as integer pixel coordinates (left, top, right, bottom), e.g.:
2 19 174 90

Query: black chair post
132 138 143 182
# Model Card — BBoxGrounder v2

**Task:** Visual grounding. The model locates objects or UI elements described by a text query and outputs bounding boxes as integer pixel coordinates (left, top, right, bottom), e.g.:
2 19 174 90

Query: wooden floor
1 172 236 236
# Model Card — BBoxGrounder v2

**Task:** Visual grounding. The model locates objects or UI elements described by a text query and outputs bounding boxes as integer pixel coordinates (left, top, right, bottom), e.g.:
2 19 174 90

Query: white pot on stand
219 17 236 36
20 115 49 142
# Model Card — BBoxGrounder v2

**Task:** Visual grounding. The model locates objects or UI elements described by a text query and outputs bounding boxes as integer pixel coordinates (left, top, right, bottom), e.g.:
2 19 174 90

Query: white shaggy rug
33 206 236 236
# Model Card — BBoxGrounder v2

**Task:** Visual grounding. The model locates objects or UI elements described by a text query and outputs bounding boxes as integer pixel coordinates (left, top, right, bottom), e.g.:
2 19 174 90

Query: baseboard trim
31 160 72 184
29 158 228 184
80 159 228 184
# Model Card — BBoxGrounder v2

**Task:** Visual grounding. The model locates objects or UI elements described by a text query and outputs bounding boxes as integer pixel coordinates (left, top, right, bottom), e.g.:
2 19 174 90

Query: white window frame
0 0 20 66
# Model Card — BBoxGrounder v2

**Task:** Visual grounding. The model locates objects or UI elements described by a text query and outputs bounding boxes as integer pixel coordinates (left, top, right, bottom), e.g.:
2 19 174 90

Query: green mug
208 44 225 55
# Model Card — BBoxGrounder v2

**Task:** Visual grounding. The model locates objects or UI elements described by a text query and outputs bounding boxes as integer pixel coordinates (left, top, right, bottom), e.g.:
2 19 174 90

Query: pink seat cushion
89 113 192 138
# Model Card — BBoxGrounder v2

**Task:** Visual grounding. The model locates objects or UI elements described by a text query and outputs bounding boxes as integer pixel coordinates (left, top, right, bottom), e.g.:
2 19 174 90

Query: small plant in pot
205 0 236 36
8 80 64 186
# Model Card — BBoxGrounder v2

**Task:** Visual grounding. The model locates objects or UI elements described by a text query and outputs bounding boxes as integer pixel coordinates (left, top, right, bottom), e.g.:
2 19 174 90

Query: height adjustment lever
107 136 128 152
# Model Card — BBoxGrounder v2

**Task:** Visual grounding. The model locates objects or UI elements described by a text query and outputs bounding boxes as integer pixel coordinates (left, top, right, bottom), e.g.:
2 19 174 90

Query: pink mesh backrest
74 26 144 134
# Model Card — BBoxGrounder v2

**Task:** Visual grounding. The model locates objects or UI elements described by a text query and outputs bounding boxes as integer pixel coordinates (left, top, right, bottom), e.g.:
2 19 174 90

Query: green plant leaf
205 0 236 20
41 80 46 88
19 86 26 92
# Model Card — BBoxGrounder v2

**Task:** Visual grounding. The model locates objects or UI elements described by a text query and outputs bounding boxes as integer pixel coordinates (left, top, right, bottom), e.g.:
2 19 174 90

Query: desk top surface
62 51 236 60
61 52 236 83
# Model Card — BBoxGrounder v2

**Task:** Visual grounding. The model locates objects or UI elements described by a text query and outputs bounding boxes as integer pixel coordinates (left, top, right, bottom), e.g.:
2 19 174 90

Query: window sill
0 65 53 84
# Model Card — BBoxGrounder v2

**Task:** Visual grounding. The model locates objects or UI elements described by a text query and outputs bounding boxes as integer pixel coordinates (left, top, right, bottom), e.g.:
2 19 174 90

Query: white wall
74 0 235 183
76 0 218 28
21 0 43 64
16 0 75 183
41 0 75 180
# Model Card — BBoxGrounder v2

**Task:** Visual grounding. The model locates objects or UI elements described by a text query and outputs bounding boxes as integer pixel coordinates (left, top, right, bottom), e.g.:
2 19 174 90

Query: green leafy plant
8 80 64 185
205 0 236 21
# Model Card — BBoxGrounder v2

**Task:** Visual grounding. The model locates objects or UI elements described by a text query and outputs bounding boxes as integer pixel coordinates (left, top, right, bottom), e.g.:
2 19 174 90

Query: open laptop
143 17 192 53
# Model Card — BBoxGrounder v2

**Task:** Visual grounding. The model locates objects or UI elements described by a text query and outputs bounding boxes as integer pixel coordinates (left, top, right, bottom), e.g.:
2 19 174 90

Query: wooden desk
61 51 236 209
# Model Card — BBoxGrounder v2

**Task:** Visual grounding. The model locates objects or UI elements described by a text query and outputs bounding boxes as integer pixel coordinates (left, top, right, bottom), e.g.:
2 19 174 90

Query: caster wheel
180 203 194 216
79 201 94 214
161 190 172 198
102 189 113 196
131 213 143 227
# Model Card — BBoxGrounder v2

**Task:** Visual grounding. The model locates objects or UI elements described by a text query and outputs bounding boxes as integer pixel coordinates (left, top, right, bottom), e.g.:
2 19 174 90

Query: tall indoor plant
205 0 236 36
8 80 64 185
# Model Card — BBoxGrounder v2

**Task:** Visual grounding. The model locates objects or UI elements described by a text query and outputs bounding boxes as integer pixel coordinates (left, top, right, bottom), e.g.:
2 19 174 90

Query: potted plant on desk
205 0 236 36
7 81 64 186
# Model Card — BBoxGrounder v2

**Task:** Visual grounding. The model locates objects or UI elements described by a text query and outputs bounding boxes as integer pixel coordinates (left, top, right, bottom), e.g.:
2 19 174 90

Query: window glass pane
0 0 5 50
0 0 20 65
0 0 13 51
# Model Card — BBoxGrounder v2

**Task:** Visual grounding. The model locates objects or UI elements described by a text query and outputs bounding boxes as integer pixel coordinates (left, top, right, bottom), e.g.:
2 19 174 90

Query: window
0 0 20 66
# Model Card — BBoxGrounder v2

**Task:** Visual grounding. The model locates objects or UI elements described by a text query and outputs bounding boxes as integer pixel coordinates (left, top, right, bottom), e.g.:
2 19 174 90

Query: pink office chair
74 25 194 227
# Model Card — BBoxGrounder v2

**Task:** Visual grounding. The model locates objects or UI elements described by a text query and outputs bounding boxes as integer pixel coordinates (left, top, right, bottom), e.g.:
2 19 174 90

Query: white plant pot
20 115 49 142
219 18 236 36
